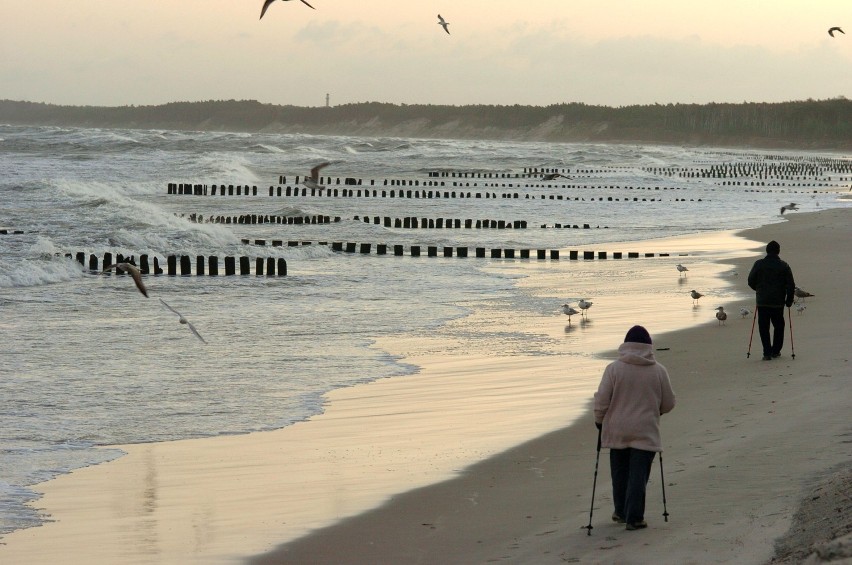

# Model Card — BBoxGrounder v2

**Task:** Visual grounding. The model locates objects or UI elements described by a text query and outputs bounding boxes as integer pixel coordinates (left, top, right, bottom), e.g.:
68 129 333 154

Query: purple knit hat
624 325 653 345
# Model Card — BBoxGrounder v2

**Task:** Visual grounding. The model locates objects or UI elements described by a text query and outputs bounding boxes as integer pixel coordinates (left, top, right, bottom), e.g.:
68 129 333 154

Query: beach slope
254 208 851 565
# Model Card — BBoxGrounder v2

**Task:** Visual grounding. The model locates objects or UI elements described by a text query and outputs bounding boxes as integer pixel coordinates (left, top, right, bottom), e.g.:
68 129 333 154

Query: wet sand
1 209 849 564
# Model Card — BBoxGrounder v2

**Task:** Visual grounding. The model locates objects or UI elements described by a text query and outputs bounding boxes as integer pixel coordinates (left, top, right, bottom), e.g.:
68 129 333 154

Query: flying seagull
102 262 148 298
260 0 315 20
437 14 450 34
828 26 844 37
159 299 207 344
541 173 571 181
780 202 798 215
303 162 330 191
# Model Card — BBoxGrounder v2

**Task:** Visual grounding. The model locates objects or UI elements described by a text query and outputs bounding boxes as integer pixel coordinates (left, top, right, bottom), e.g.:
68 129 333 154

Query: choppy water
0 124 849 537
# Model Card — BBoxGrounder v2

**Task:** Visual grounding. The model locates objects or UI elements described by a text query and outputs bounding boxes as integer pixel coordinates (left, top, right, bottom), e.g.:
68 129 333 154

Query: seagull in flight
102 262 148 298
828 26 844 37
780 202 798 215
540 173 572 181
303 162 330 191
159 299 207 344
437 14 450 34
260 0 315 20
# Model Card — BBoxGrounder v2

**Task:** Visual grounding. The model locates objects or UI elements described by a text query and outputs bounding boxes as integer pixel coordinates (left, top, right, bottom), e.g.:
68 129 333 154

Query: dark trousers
610 448 656 524
757 305 785 357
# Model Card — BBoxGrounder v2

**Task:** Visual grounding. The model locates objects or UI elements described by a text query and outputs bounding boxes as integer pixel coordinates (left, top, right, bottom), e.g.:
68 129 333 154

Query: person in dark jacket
747 240 795 360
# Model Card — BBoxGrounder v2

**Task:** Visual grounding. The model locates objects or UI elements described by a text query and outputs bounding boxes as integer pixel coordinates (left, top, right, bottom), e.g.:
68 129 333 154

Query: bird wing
260 0 275 19
300 0 316 8
126 266 149 298
828 26 844 36
104 263 148 297
185 321 207 344
310 162 330 180
159 298 182 317
438 14 445 24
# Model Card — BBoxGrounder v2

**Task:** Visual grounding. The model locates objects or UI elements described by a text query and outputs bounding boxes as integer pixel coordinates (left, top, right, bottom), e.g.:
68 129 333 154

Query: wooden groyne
181 213 341 225
70 252 287 276
167 183 706 202
241 240 687 260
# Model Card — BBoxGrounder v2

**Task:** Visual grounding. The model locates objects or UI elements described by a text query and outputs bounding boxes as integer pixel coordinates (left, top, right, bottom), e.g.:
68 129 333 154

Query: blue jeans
610 448 656 524
757 305 785 357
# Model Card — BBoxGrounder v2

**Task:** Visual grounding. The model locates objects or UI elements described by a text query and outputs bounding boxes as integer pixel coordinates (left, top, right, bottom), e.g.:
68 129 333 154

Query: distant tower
326 93 330 107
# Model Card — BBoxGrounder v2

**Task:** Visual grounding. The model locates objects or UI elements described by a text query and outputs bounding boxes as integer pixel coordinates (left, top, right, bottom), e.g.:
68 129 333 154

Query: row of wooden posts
240 240 685 260
167 183 702 201
72 252 287 276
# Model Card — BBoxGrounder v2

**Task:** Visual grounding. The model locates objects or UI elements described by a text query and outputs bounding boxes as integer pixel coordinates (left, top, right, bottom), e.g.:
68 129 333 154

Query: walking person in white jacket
594 325 676 530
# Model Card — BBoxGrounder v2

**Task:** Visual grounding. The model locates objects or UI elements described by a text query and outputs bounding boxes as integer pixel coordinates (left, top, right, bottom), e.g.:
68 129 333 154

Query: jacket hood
617 341 657 365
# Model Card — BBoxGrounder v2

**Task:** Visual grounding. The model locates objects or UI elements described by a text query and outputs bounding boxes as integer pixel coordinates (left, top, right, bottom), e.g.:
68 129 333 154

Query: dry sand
1 208 849 564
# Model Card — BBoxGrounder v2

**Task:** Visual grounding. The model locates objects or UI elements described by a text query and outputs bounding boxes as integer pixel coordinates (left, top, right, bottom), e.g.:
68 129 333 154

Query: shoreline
1 209 849 564
251 208 851 564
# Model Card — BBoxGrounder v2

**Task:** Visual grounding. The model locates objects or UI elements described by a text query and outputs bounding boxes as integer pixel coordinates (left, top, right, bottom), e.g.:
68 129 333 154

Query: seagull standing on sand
437 14 450 34
739 307 751 319
795 303 807 315
260 0 315 19
690 290 704 305
159 299 207 344
676 263 689 277
715 306 727 325
303 162 329 191
828 26 844 37
562 303 580 322
578 299 593 317
102 262 148 298
794 286 814 301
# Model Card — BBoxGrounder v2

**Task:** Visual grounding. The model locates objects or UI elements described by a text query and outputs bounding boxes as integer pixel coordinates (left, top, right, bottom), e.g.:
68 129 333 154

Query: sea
0 123 849 539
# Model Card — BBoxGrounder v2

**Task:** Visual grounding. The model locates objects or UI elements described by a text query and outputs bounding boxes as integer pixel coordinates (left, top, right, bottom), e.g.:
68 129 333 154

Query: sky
1 1 850 108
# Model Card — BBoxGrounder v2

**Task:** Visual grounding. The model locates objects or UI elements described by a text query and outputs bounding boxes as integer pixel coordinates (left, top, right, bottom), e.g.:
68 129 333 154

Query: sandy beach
255 208 852 565
1 208 849 564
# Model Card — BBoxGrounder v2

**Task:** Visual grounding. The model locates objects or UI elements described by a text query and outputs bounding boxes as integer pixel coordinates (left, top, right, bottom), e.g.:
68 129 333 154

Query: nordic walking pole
788 306 796 359
659 452 669 522
746 306 757 358
585 427 602 536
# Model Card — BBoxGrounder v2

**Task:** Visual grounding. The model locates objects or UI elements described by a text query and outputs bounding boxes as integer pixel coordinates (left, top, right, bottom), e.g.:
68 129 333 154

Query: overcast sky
2 1 849 108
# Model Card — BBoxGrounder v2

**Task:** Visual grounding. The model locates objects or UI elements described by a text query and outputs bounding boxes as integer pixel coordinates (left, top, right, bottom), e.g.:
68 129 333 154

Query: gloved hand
595 422 602 430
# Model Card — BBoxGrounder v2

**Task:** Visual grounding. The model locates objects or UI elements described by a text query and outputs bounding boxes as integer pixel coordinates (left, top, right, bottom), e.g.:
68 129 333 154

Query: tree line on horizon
1 97 849 147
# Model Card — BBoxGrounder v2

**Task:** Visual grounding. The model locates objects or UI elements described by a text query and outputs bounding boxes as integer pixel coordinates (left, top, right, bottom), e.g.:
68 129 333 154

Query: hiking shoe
762 355 773 361
612 512 625 524
626 521 647 531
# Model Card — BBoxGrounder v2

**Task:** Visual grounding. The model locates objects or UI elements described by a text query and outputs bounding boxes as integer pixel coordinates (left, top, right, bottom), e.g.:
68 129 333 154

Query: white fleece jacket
594 342 676 452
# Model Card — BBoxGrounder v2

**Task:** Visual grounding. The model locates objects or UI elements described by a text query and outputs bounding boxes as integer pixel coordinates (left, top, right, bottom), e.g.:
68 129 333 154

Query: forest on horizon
1 97 850 150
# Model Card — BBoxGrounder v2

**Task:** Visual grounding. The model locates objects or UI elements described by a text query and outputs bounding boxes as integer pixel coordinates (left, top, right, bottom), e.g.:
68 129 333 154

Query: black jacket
747 254 795 307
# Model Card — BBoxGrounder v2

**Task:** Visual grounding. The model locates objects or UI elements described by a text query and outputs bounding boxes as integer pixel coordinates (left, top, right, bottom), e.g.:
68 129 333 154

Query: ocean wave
0 256 82 289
